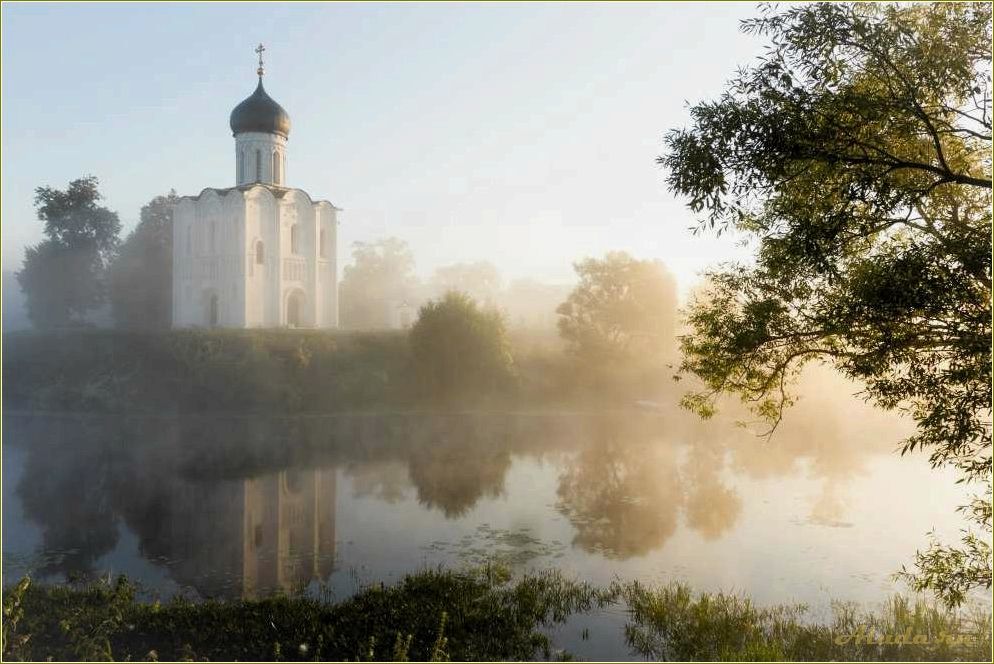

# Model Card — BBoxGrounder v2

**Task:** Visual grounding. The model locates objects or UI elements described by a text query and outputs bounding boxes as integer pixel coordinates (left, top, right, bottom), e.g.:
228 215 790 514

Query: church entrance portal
286 291 304 328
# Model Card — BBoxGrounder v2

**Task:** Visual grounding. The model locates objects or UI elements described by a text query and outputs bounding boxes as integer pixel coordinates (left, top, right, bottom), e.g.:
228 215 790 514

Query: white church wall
223 192 247 327
279 190 313 328
314 203 338 328
245 188 279 327
173 187 339 330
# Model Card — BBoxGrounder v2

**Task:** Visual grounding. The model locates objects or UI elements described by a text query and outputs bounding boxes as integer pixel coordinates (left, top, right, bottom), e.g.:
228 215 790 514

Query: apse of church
172 45 340 329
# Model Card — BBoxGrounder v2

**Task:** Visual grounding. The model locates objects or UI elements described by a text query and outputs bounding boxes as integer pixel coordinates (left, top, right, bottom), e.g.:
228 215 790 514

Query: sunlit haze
1 1 763 295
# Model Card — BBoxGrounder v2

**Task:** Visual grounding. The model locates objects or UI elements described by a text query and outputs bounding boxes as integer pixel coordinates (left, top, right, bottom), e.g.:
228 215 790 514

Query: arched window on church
238 150 245 183
255 149 262 182
290 224 300 255
272 151 280 185
209 220 216 254
319 229 326 258
255 240 265 265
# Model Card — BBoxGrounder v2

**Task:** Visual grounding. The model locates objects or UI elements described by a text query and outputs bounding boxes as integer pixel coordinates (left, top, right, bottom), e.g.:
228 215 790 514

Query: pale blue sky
2 1 764 292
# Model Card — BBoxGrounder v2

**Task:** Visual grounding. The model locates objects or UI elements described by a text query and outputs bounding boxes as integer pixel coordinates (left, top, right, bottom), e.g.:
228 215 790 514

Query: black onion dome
229 79 291 138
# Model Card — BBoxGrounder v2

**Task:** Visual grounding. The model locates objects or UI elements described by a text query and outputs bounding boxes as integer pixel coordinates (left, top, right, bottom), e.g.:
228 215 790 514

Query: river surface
0 392 975 659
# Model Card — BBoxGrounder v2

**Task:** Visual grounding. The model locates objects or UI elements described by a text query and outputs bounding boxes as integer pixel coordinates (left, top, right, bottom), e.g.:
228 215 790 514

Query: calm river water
1 391 975 659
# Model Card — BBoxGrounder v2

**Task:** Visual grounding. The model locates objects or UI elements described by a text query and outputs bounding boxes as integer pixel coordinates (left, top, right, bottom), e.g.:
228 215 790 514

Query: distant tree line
16 176 176 330
15 178 681 406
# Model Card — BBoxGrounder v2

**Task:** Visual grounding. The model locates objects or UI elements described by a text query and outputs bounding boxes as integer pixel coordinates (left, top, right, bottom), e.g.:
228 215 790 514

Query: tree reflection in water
556 436 683 558
5 391 902 598
409 445 511 518
554 417 742 557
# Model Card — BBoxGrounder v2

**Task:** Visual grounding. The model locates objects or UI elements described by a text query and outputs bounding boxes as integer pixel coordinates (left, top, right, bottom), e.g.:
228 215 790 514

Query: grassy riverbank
2 329 671 414
3 569 989 662
3 329 419 414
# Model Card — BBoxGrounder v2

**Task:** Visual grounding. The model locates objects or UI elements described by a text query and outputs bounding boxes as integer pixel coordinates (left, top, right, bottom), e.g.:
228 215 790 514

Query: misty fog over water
2 377 971 659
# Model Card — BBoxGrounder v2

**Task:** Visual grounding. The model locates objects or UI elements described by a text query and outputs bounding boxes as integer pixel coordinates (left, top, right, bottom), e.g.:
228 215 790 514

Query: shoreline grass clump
3 570 990 662
1 567 614 662
617 580 992 662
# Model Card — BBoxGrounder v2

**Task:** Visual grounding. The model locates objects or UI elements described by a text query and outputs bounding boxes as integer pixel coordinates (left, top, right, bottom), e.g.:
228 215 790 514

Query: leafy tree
409 291 516 399
17 176 121 328
430 261 502 306
17 241 103 329
662 2 991 605
108 191 178 329
556 251 678 364
339 237 419 329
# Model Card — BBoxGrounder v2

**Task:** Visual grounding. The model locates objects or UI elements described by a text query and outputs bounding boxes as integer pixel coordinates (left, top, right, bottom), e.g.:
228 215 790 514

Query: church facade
172 47 339 328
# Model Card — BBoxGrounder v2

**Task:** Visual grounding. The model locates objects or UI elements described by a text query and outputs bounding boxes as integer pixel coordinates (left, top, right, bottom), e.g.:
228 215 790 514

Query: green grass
3 329 414 414
3 570 990 662
1 567 613 662
2 329 676 414
618 580 992 662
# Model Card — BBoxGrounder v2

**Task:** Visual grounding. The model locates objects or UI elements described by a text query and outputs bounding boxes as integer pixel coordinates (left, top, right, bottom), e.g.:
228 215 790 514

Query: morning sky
1 1 766 295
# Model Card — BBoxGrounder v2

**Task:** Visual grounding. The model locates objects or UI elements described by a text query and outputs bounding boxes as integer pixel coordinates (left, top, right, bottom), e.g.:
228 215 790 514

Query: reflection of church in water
153 468 337 599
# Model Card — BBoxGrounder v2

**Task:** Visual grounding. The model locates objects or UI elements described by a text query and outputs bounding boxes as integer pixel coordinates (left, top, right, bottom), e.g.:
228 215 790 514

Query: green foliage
3 329 412 414
6 573 989 662
663 2 992 604
2 569 608 662
17 240 105 329
556 251 678 366
619 581 992 662
427 611 449 662
409 291 516 400
3 325 648 415
108 191 178 330
339 237 419 329
17 176 122 328
2 577 31 659
33 176 121 255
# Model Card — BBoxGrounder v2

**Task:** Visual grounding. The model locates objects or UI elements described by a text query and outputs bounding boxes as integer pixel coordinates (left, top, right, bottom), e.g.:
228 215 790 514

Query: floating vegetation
422 524 567 567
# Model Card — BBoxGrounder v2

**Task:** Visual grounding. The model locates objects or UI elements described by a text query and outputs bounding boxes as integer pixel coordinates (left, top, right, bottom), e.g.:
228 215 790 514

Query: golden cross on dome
255 43 266 78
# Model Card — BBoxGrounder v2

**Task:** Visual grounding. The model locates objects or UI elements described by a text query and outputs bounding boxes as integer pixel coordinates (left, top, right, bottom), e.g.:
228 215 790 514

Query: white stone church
172 47 339 328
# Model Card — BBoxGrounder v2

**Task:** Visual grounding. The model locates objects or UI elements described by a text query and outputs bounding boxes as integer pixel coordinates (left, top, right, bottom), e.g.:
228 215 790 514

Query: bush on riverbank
410 293 517 401
3 570 989 662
